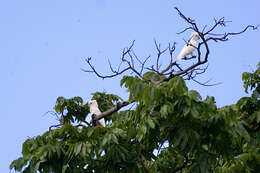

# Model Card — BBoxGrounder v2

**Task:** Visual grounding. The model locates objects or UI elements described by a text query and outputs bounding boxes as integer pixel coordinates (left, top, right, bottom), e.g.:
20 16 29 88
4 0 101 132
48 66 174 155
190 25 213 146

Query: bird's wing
97 118 106 127
177 45 187 61
91 106 106 127
177 43 196 61
91 107 102 115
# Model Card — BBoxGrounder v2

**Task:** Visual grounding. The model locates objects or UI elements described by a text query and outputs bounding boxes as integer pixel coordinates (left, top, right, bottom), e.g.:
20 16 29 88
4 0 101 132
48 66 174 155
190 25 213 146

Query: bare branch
49 123 63 131
154 39 168 71
177 27 193 34
43 111 60 121
82 7 257 87
205 25 258 42
81 57 131 79
192 78 222 86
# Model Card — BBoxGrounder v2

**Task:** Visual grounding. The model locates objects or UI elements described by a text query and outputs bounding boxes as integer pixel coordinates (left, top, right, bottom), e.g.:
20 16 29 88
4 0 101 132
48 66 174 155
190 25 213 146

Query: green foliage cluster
10 65 260 172
242 62 260 99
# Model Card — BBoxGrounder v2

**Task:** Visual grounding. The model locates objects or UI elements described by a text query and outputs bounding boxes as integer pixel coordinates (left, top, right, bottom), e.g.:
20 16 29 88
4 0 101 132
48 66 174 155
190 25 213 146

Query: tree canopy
10 62 260 172
10 8 259 173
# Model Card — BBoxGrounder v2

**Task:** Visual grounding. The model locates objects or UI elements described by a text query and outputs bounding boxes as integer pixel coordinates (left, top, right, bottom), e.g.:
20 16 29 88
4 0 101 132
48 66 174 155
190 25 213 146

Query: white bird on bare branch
177 32 200 62
88 100 105 127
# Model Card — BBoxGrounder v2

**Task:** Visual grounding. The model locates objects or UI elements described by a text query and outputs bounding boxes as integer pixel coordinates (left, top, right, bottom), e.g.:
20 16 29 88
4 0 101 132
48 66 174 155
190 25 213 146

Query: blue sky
0 0 259 172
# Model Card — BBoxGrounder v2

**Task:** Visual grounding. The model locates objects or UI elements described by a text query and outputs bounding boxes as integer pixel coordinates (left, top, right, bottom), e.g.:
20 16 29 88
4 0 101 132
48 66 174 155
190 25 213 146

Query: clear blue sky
0 0 259 172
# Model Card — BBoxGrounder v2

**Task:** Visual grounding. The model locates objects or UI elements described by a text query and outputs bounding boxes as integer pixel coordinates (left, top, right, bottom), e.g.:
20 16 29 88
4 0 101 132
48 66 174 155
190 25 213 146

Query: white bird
88 100 106 127
177 32 200 62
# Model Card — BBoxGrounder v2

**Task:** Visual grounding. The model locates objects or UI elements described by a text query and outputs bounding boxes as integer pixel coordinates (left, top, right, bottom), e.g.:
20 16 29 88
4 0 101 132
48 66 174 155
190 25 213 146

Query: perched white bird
177 32 200 62
88 100 106 127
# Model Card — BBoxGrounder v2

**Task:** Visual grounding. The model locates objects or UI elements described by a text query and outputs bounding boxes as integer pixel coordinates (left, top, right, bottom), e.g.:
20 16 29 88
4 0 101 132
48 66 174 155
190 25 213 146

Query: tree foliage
10 63 260 173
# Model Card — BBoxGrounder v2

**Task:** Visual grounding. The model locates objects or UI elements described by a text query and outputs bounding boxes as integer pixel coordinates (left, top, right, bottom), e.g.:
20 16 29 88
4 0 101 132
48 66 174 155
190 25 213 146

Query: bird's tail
176 55 182 62
98 118 106 127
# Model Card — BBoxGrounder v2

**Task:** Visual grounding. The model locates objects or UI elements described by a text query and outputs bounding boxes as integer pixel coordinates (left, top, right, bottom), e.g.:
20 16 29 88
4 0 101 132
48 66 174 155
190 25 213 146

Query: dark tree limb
192 78 222 87
81 57 131 79
49 123 63 130
92 101 135 121
43 111 60 121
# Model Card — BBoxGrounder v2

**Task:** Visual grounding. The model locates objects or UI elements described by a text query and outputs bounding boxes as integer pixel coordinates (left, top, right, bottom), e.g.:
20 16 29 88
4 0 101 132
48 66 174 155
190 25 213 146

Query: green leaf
137 134 143 142
169 76 188 95
9 157 25 171
101 136 108 146
74 143 82 156
256 111 260 123
140 125 147 135
112 128 125 136
87 128 94 137
147 118 155 129
235 123 250 142
160 104 170 118
128 127 136 139
111 134 118 144
62 164 68 173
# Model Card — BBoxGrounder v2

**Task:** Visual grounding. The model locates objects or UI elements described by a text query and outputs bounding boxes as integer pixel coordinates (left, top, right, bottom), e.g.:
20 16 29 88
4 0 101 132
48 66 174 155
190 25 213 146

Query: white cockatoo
88 100 106 127
177 32 200 62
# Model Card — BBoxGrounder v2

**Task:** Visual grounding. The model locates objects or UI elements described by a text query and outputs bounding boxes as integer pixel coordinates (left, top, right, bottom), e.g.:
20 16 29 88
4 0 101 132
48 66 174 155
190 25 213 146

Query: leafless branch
43 111 60 121
177 27 193 34
49 123 63 131
154 39 168 71
81 57 131 79
82 7 257 87
192 78 222 86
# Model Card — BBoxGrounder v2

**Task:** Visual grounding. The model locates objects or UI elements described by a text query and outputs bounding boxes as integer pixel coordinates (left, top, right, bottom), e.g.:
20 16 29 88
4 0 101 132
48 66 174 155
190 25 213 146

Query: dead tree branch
82 7 257 86
49 123 63 131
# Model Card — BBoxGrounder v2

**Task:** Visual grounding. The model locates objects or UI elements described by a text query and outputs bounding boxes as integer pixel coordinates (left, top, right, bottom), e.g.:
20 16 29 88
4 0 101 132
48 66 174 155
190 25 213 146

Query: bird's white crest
88 100 106 127
88 100 98 107
190 32 200 40
177 32 200 62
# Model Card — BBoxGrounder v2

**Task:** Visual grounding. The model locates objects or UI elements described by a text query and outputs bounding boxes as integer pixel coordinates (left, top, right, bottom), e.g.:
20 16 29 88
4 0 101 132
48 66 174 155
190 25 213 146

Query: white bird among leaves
177 32 200 62
88 100 106 127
